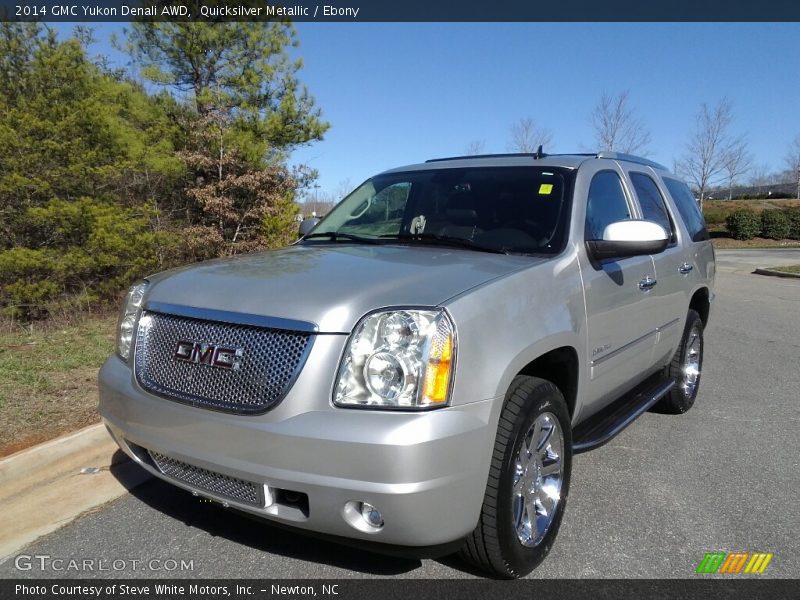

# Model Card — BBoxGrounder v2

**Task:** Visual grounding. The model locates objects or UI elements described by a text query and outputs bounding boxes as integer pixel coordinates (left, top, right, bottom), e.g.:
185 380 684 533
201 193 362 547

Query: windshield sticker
538 183 554 195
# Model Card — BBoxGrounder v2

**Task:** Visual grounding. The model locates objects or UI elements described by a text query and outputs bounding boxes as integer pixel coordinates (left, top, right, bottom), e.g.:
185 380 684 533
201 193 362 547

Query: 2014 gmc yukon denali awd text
99 151 715 578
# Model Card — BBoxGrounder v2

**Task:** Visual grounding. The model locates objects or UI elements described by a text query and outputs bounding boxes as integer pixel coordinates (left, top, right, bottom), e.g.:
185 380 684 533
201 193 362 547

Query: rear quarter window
662 177 710 242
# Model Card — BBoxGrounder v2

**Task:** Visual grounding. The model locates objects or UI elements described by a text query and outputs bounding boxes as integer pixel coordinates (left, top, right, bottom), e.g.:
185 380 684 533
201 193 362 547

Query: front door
577 165 661 419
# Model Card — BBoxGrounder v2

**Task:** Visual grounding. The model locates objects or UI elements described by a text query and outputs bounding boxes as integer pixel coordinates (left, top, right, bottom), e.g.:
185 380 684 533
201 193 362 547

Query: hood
146 244 542 333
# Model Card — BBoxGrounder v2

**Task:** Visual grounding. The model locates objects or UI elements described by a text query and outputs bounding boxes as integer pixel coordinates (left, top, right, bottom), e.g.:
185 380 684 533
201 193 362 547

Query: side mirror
586 220 669 261
298 218 320 237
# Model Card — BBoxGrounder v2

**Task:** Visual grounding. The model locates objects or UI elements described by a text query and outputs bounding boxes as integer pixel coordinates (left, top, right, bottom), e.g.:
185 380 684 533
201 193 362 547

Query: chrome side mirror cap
587 220 669 262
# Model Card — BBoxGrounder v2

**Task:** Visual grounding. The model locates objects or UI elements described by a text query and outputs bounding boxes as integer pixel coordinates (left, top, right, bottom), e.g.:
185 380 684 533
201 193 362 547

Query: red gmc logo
174 340 243 370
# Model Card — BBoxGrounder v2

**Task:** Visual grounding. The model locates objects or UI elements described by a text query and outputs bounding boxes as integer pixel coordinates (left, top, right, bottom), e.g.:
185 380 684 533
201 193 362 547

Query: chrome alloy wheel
682 324 702 398
512 412 564 547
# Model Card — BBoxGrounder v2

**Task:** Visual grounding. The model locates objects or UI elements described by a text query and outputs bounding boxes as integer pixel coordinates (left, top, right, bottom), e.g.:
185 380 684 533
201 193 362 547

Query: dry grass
704 198 800 248
704 198 800 213
703 198 800 226
0 312 117 457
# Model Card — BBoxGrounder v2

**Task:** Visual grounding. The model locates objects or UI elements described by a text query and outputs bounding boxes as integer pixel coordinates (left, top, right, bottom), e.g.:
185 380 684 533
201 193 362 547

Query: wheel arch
689 286 711 326
515 346 579 419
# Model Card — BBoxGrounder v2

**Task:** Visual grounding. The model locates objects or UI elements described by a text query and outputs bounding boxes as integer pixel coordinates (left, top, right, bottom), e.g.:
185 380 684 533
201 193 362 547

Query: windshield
305 166 573 254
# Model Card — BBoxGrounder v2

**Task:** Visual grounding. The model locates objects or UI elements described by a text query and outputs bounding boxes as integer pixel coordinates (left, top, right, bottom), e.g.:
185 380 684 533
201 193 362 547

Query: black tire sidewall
673 310 704 410
496 381 573 576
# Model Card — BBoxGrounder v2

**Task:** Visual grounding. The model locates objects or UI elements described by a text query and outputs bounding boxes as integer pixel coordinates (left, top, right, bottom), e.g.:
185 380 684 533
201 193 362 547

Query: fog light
360 502 384 528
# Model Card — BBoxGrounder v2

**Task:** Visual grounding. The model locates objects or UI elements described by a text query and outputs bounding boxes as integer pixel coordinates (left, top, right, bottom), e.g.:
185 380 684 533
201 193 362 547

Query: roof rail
425 152 545 163
595 151 668 171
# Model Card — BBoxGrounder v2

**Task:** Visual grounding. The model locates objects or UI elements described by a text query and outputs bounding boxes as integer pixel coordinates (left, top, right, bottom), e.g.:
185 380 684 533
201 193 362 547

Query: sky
57 22 800 199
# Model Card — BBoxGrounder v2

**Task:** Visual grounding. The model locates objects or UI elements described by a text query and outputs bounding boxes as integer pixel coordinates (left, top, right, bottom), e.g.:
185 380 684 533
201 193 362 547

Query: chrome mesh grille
148 450 263 506
134 311 312 414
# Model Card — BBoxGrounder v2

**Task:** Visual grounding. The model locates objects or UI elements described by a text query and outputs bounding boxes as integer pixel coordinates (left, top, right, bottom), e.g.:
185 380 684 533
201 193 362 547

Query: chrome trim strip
144 301 318 333
656 318 680 332
595 151 669 171
590 329 657 367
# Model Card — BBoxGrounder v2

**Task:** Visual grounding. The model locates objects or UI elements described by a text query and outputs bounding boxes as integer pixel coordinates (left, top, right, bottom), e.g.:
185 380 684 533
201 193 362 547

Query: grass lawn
0 312 116 457
769 264 800 274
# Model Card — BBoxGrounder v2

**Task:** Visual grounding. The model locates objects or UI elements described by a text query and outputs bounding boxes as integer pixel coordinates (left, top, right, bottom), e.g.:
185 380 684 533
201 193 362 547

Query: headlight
116 281 148 361
334 309 456 409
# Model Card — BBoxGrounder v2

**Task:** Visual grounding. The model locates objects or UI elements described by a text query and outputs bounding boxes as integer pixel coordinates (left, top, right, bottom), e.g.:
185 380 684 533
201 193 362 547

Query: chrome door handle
678 262 694 275
638 276 657 291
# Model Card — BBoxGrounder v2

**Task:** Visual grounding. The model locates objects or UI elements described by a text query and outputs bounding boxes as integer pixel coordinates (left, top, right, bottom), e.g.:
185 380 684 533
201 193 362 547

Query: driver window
351 182 409 224
585 171 632 240
333 183 410 237
373 182 410 221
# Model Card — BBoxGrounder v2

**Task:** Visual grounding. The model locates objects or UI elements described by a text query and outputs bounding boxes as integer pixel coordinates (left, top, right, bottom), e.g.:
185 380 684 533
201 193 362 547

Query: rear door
622 168 687 367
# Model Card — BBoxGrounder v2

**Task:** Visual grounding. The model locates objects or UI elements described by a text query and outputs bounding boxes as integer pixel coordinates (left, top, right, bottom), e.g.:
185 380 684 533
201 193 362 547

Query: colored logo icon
696 552 773 574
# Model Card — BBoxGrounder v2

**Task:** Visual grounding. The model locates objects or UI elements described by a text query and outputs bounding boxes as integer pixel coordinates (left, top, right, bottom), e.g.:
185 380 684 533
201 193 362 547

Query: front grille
134 311 312 414
148 450 263 506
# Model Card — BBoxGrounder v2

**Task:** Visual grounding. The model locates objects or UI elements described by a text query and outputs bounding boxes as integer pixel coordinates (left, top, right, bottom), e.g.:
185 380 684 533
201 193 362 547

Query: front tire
655 309 704 414
460 376 572 578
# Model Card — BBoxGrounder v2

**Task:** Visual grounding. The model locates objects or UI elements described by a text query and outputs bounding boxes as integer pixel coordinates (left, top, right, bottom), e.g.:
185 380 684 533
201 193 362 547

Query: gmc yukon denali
99 151 715 578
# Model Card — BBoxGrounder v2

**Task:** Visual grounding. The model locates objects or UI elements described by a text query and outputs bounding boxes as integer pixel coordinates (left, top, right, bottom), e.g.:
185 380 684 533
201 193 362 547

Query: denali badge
174 340 243 370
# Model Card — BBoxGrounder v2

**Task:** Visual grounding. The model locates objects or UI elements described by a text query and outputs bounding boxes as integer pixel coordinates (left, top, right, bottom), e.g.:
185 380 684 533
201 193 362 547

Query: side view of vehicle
100 150 714 577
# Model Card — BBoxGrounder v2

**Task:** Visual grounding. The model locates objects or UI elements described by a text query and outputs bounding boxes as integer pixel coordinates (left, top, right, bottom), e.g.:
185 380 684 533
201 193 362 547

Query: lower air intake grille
148 450 263 507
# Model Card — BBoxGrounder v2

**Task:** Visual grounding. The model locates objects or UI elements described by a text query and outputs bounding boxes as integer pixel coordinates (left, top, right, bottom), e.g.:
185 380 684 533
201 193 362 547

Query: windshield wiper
381 233 510 255
302 232 380 245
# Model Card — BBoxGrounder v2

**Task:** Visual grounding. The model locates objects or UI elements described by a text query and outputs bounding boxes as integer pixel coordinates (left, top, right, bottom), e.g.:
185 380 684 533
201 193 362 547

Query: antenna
534 145 545 159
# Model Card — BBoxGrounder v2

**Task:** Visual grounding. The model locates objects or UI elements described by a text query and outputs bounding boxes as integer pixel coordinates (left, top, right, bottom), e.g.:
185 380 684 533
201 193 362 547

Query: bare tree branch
465 140 485 155
507 118 553 153
785 133 800 199
674 99 742 209
590 90 651 155
723 138 751 200
303 179 353 216
333 178 354 202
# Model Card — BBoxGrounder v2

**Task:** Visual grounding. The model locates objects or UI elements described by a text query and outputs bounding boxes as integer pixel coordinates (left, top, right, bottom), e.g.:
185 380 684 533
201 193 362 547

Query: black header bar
2 0 800 22
2 579 800 600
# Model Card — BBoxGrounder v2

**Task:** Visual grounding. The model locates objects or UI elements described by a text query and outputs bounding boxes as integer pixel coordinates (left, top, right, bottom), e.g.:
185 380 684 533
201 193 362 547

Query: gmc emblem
174 340 243 370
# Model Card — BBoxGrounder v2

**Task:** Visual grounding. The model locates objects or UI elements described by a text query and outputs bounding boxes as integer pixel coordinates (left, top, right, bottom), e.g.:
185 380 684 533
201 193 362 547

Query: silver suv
100 151 715 578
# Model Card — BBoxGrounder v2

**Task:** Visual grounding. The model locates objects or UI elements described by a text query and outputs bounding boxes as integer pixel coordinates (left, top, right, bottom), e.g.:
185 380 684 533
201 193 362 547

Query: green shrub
725 209 761 240
761 210 790 240
702 207 729 225
0 198 169 319
0 248 60 319
784 208 800 240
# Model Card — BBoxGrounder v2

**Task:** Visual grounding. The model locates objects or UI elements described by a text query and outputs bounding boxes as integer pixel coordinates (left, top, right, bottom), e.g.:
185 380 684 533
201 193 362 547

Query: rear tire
460 375 572 578
655 309 704 414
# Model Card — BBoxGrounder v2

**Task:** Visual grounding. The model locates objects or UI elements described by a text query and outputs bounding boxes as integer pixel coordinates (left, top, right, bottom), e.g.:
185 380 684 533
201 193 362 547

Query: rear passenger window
663 177 710 242
630 172 675 242
585 171 631 240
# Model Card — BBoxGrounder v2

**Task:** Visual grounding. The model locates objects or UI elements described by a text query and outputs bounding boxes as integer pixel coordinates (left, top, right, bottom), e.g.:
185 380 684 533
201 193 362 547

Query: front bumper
99 355 500 547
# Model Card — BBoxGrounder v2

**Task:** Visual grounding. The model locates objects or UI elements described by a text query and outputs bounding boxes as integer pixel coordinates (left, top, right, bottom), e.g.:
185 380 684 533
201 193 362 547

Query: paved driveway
714 247 800 272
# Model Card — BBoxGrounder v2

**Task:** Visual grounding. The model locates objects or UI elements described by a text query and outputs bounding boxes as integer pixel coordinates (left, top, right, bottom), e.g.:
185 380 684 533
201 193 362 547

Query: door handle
678 262 694 275
638 276 657 291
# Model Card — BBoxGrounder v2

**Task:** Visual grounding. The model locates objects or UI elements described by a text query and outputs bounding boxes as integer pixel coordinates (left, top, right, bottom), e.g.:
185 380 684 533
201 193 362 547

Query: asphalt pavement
1 250 798 579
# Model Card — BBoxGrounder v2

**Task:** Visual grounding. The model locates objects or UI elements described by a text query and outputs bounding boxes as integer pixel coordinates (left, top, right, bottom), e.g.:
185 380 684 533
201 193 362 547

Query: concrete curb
0 423 115 488
0 422 153 561
753 267 800 279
